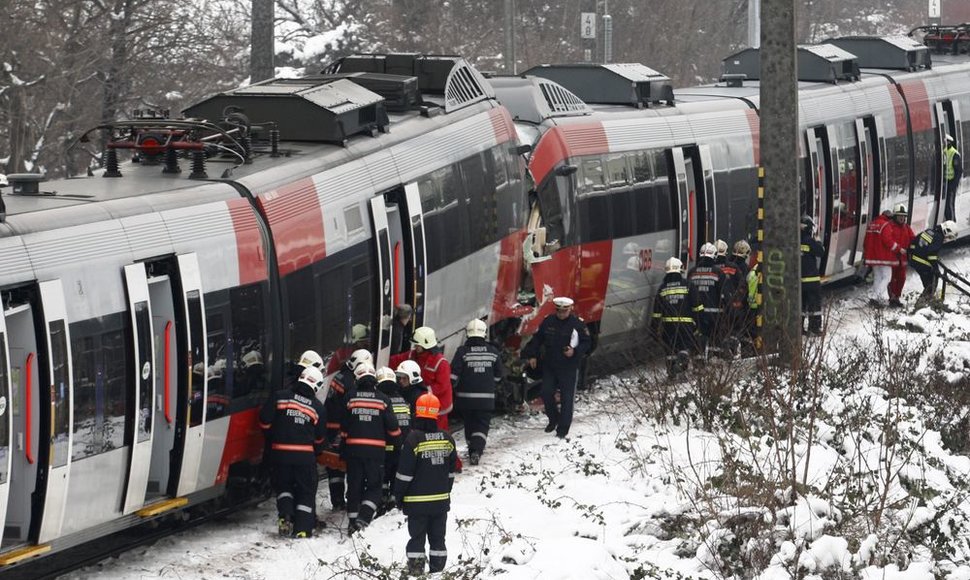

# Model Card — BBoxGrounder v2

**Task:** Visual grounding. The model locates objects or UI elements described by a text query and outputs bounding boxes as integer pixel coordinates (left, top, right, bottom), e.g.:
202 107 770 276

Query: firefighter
258 365 327 538
326 323 370 375
888 204 915 308
687 242 726 354
376 366 411 513
863 209 903 307
522 296 592 438
394 393 458 576
944 134 963 221
719 240 751 357
651 257 700 377
451 318 503 465
909 220 958 302
395 359 428 416
324 348 372 511
390 304 414 355
801 215 825 335
341 362 401 534
390 327 454 433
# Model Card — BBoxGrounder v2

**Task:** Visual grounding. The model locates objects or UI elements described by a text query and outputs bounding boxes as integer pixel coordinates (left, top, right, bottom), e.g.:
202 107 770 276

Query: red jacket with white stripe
390 349 454 417
864 213 904 266
340 376 402 460
259 383 327 465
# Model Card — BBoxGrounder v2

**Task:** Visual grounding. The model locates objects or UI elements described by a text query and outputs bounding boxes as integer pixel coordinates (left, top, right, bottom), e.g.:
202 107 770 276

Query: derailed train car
0 55 528 568
492 33 970 364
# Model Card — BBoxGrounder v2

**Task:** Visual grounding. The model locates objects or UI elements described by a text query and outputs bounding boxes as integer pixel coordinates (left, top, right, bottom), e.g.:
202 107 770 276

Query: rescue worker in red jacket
394 393 458 576
887 204 915 308
259 365 328 538
390 327 453 432
864 208 905 307
718 241 750 357
324 348 372 511
340 362 401 534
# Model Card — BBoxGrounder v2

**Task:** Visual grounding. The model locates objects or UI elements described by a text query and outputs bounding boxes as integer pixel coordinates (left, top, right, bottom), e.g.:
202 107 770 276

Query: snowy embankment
71 245 970 580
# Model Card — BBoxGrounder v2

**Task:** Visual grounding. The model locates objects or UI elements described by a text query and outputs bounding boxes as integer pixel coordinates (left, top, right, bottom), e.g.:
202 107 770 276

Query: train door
172 254 207 497
854 118 875 265
0 315 10 541
402 183 428 328
121 263 156 514
695 145 718 244
147 272 177 501
806 127 832 275
368 197 395 367
669 148 698 266
935 100 962 224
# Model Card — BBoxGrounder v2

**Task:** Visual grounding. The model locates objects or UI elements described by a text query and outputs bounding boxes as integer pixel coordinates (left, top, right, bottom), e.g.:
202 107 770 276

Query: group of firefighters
652 205 959 377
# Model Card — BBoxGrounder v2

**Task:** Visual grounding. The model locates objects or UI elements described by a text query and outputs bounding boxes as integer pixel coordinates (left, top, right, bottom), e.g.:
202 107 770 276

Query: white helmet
411 326 437 349
376 366 397 384
946 133 955 143
941 220 958 241
354 362 376 380
699 243 717 259
715 239 728 257
395 360 422 384
348 348 373 370
242 350 263 369
351 323 369 343
298 350 324 370
665 257 683 273
298 366 325 393
466 319 487 339
733 240 751 259
893 203 908 217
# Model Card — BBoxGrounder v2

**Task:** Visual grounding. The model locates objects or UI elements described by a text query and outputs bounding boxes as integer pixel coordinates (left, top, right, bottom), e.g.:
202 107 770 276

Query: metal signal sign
581 13 596 39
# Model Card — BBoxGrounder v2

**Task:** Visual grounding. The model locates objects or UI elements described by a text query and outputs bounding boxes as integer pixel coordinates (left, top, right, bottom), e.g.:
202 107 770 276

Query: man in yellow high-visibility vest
944 134 963 221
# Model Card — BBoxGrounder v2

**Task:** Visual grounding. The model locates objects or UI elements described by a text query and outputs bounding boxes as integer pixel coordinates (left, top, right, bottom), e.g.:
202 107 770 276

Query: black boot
407 557 426 576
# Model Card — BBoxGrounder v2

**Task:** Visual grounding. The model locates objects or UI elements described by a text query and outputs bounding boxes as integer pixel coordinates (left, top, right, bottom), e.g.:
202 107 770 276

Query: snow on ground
65 243 970 580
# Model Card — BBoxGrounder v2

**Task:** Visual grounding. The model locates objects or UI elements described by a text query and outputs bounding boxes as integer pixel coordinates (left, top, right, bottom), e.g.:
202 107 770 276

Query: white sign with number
581 12 596 39
929 0 941 18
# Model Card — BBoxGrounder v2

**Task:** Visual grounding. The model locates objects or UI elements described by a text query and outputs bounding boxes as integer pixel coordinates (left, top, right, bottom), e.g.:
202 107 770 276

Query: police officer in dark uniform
259 365 328 538
909 220 958 302
375 366 411 513
651 257 701 377
325 348 372 511
451 319 503 465
341 362 401 534
801 215 825 335
522 296 591 439
394 393 458 576
687 242 726 354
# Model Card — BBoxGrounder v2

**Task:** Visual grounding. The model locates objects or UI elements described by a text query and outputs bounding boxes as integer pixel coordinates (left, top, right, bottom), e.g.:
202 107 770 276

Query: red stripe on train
530 123 609 185
217 408 264 484
226 199 268 285
745 109 761 166
258 177 326 277
489 108 516 143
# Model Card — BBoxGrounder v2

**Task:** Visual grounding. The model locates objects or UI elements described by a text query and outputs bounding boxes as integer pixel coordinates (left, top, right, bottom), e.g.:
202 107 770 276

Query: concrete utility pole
759 0 802 359
748 0 761 48
250 0 275 84
504 0 516 73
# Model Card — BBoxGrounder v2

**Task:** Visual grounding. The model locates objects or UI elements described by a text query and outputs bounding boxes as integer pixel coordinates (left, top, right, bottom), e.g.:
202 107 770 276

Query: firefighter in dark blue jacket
651 257 701 377
394 393 458 576
324 348 372 511
451 319 503 465
376 366 411 513
687 242 726 354
341 362 401 534
909 220 958 301
258 365 327 538
522 296 592 438
801 215 825 335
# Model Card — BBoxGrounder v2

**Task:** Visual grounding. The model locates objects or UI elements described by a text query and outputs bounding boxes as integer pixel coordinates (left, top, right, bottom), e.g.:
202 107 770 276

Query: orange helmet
415 393 440 420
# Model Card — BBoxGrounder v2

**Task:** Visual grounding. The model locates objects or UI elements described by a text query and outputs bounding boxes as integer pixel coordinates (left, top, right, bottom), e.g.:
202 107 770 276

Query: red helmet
415 393 440 420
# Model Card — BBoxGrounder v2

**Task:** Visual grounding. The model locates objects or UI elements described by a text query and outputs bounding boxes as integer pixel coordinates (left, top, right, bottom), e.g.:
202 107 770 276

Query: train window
579 156 606 194
490 146 510 190
229 283 269 409
0 333 9 482
834 122 859 232
912 129 936 198
653 150 675 231
71 314 129 461
606 154 629 187
884 135 908 202
134 302 152 442
536 176 566 245
461 154 491 250
49 319 71 468
284 267 318 358
186 291 205 428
